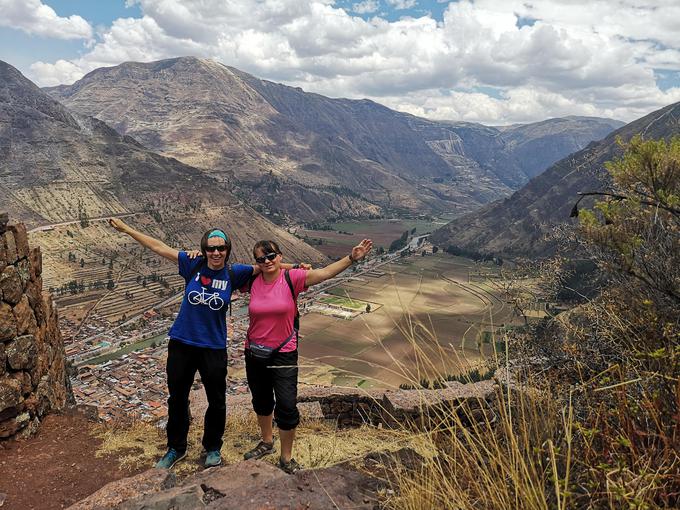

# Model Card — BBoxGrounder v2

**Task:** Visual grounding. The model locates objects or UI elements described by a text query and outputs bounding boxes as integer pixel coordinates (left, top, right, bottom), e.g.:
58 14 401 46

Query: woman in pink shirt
243 238 372 473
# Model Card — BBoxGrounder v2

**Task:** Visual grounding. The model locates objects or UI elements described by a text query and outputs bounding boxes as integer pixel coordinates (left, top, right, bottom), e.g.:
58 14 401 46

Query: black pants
166 339 227 452
245 350 300 431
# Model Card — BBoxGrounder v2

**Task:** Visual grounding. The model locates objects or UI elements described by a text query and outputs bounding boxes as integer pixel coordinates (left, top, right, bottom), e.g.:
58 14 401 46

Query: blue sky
1 0 679 125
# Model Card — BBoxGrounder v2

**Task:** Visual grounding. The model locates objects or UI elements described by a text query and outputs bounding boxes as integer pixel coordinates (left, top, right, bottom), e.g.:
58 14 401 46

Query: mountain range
430 100 680 257
45 57 623 223
0 60 328 270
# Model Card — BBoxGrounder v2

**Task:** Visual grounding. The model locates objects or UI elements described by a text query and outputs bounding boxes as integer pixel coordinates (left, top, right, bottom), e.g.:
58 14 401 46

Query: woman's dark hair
200 228 232 260
252 240 281 258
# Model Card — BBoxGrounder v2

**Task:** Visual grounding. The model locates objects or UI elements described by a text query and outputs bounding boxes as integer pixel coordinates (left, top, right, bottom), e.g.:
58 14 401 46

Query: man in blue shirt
110 219 270 469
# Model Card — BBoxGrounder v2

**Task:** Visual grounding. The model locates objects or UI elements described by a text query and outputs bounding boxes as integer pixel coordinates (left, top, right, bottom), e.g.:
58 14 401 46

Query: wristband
348 253 356 264
292 264 301 269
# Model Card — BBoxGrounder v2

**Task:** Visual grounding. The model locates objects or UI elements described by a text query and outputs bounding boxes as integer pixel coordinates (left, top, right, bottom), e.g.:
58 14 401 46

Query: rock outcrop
70 458 390 510
0 214 70 439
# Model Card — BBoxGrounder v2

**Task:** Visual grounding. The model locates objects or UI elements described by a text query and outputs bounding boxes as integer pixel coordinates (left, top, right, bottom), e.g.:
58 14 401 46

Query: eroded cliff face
0 214 70 439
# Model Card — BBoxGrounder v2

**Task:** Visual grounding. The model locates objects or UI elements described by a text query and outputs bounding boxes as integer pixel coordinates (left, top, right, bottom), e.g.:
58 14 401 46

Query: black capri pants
245 349 300 431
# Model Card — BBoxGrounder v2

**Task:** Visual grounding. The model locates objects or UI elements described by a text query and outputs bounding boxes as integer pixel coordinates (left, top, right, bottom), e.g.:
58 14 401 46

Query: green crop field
319 295 368 310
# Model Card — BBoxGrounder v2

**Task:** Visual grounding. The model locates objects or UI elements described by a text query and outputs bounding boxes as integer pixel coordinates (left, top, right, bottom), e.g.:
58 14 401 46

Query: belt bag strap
271 328 298 354
248 328 298 354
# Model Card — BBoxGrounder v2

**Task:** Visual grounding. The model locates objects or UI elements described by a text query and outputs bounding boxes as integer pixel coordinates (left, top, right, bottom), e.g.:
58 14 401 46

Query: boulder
0 302 17 342
16 258 30 286
0 410 29 438
2 231 17 266
29 247 42 279
25 277 43 315
0 265 22 305
8 223 28 260
0 376 21 414
69 460 382 510
204 461 379 509
66 469 176 510
0 343 5 376
6 335 36 371
11 371 32 396
13 295 38 335
117 484 205 510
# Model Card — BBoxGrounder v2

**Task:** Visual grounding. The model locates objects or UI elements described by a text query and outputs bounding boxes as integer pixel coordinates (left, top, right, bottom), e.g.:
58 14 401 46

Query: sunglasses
255 252 278 264
205 245 227 253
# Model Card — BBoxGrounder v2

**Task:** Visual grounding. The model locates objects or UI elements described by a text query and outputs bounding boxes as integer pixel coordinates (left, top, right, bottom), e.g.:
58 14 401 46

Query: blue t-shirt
168 252 253 349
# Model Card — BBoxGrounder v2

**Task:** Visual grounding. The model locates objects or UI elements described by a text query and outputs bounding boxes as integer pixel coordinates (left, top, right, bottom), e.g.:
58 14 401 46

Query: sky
1 0 679 125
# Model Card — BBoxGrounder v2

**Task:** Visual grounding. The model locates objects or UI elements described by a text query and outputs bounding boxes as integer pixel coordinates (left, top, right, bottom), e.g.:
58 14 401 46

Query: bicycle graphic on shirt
187 287 225 310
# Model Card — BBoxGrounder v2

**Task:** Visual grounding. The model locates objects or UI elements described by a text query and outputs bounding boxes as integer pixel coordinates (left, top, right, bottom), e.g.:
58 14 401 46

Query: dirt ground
0 409 146 510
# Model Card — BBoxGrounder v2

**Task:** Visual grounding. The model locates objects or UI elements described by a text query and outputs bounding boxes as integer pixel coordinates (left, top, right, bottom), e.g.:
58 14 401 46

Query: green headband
208 230 228 241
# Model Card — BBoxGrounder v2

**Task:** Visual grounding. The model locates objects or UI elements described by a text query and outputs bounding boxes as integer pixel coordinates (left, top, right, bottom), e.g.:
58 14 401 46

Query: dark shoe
155 448 186 469
243 440 274 460
204 450 222 468
278 457 302 474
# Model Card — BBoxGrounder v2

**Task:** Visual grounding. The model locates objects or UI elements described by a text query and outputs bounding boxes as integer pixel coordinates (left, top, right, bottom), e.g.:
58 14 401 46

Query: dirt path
0 410 145 510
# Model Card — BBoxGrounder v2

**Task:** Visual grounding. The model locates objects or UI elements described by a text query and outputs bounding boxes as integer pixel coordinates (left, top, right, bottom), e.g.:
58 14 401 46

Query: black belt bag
246 329 298 362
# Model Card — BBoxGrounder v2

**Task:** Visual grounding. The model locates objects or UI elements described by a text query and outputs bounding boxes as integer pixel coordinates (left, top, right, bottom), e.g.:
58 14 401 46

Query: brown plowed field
297 253 515 387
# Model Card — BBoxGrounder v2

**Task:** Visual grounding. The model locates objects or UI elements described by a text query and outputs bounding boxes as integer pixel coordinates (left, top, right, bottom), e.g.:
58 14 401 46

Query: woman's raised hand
109 218 128 233
351 239 373 262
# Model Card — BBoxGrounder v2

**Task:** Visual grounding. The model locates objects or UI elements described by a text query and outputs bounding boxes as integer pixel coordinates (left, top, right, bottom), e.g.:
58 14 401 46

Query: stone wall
0 213 70 439
296 379 498 429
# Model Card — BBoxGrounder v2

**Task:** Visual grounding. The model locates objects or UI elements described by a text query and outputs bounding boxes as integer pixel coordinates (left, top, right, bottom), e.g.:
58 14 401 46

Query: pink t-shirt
246 269 307 352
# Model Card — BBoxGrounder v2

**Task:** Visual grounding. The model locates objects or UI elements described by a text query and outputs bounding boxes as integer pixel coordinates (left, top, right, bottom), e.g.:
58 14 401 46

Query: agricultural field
29 220 185 328
297 217 450 258
318 295 369 310
296 252 520 388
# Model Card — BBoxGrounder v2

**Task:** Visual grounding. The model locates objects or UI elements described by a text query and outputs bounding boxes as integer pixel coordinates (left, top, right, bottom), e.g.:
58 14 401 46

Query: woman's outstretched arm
304 239 372 287
109 218 179 262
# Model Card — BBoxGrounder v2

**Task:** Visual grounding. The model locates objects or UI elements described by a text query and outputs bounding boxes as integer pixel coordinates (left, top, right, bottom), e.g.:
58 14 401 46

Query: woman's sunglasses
255 252 278 264
205 245 227 253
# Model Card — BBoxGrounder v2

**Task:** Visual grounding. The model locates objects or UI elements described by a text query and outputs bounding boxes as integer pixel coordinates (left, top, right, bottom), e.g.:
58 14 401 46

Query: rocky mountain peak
45 57 623 223
1 60 79 129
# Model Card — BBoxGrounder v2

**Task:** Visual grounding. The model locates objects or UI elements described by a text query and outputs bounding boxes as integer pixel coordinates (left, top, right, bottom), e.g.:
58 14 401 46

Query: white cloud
0 0 92 39
29 59 85 87
386 0 417 9
24 0 680 124
352 1 379 14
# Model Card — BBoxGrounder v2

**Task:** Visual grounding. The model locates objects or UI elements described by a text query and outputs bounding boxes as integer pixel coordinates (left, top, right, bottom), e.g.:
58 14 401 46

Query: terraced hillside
1 60 328 331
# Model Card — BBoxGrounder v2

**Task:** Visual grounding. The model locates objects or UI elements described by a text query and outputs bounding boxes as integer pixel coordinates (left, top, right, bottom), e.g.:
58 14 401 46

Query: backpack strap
226 264 234 317
247 272 258 292
284 269 300 331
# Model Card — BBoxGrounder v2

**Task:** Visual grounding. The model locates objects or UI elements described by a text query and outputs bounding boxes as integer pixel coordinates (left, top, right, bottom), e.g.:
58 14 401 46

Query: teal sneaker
155 448 186 469
204 450 222 468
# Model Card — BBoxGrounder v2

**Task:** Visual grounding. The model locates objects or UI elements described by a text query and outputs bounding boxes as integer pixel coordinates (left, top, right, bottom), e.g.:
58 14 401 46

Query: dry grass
94 412 433 478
